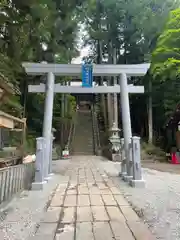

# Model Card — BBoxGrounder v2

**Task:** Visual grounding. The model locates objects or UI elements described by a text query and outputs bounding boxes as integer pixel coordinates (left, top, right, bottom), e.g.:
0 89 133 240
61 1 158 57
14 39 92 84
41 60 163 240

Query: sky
71 45 90 64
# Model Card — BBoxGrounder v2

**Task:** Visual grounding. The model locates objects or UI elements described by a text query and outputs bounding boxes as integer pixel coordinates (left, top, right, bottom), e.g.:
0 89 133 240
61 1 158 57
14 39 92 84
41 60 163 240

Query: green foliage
0 0 82 143
151 9 180 78
150 8 180 129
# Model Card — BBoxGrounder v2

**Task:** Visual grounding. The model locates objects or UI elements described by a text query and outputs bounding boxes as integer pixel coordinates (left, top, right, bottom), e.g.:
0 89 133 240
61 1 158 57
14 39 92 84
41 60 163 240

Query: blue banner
82 64 93 87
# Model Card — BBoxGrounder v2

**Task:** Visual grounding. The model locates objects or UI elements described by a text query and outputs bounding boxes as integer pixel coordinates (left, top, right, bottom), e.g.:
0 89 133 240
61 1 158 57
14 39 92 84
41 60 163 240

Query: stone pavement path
30 156 156 240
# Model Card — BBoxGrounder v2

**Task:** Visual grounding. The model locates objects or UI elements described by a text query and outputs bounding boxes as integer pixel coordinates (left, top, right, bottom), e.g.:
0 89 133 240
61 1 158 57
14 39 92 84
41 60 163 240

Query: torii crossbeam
28 84 144 94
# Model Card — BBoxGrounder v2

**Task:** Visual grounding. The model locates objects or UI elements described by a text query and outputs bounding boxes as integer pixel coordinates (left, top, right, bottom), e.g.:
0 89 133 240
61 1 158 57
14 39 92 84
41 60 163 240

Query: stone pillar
42 72 55 180
32 137 47 190
119 73 133 181
130 136 145 188
120 138 126 177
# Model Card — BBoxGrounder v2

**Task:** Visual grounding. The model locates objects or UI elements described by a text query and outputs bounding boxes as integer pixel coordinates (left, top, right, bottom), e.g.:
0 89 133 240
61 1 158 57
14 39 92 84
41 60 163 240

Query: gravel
97 160 180 240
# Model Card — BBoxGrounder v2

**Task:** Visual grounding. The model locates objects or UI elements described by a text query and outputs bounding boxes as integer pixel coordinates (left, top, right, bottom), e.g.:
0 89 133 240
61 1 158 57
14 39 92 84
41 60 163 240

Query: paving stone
94 176 103 182
56 223 74 240
78 195 90 206
102 195 117 206
41 207 61 223
50 195 64 207
127 221 156 240
90 195 104 206
93 222 114 240
61 207 75 223
97 183 108 189
104 179 114 187
77 206 93 222
30 235 55 240
110 187 122 194
100 189 112 195
120 206 140 222
106 206 126 222
56 185 66 191
78 183 88 187
114 195 130 206
110 221 135 240
79 178 86 183
87 182 96 188
36 223 57 237
68 183 77 189
76 222 94 240
64 195 77 207
78 186 89 194
67 189 77 195
89 187 101 195
92 206 109 221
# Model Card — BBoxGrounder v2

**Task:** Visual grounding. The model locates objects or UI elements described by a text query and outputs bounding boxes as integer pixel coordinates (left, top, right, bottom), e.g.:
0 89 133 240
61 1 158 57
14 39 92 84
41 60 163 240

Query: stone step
72 110 94 155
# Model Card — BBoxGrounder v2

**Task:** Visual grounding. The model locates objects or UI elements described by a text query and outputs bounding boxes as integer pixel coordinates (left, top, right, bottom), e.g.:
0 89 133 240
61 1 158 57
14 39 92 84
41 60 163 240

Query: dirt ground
142 160 180 174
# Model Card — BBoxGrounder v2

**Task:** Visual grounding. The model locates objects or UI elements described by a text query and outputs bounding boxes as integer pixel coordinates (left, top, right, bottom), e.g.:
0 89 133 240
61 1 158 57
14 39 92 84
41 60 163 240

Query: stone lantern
109 122 121 161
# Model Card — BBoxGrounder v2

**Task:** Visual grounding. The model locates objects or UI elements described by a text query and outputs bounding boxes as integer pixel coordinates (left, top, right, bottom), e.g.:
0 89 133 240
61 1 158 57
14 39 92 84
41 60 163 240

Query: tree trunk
148 78 153 144
113 47 118 128
97 40 108 128
107 41 113 128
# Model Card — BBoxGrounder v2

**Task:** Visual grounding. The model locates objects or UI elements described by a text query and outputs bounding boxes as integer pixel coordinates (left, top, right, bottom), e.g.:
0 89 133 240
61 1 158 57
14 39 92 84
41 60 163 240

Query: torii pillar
43 72 55 179
120 73 133 180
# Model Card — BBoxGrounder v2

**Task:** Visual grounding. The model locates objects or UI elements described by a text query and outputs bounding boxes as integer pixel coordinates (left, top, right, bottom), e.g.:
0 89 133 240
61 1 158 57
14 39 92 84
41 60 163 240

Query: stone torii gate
23 62 150 189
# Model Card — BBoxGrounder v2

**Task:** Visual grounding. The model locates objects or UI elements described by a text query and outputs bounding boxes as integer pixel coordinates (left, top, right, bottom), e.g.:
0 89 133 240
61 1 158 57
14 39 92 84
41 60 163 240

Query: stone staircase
72 110 94 155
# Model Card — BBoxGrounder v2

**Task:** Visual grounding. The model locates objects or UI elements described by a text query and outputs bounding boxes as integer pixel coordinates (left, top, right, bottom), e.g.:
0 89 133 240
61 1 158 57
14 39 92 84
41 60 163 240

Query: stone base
123 175 133 182
119 172 127 178
97 149 102 156
48 173 54 177
32 181 47 190
112 154 121 162
129 179 145 188
44 176 51 181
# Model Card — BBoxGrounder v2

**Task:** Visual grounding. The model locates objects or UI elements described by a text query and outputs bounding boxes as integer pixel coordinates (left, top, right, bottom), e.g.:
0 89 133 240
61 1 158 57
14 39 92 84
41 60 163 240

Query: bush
141 141 166 161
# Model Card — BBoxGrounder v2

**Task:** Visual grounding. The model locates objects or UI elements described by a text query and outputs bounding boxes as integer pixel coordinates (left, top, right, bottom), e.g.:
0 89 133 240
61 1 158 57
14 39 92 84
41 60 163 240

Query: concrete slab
127 221 156 240
93 222 114 240
78 195 90 206
90 195 104 206
92 206 109 221
120 206 140 222
110 221 134 240
61 207 75 223
114 195 130 206
64 195 77 207
102 194 117 206
56 224 74 240
76 222 94 240
106 206 125 222
77 207 93 222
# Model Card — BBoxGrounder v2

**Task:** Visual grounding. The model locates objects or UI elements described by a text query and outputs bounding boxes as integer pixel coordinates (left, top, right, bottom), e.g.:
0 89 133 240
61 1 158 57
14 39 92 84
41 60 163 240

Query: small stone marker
130 136 145 188
32 137 47 190
120 138 127 177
